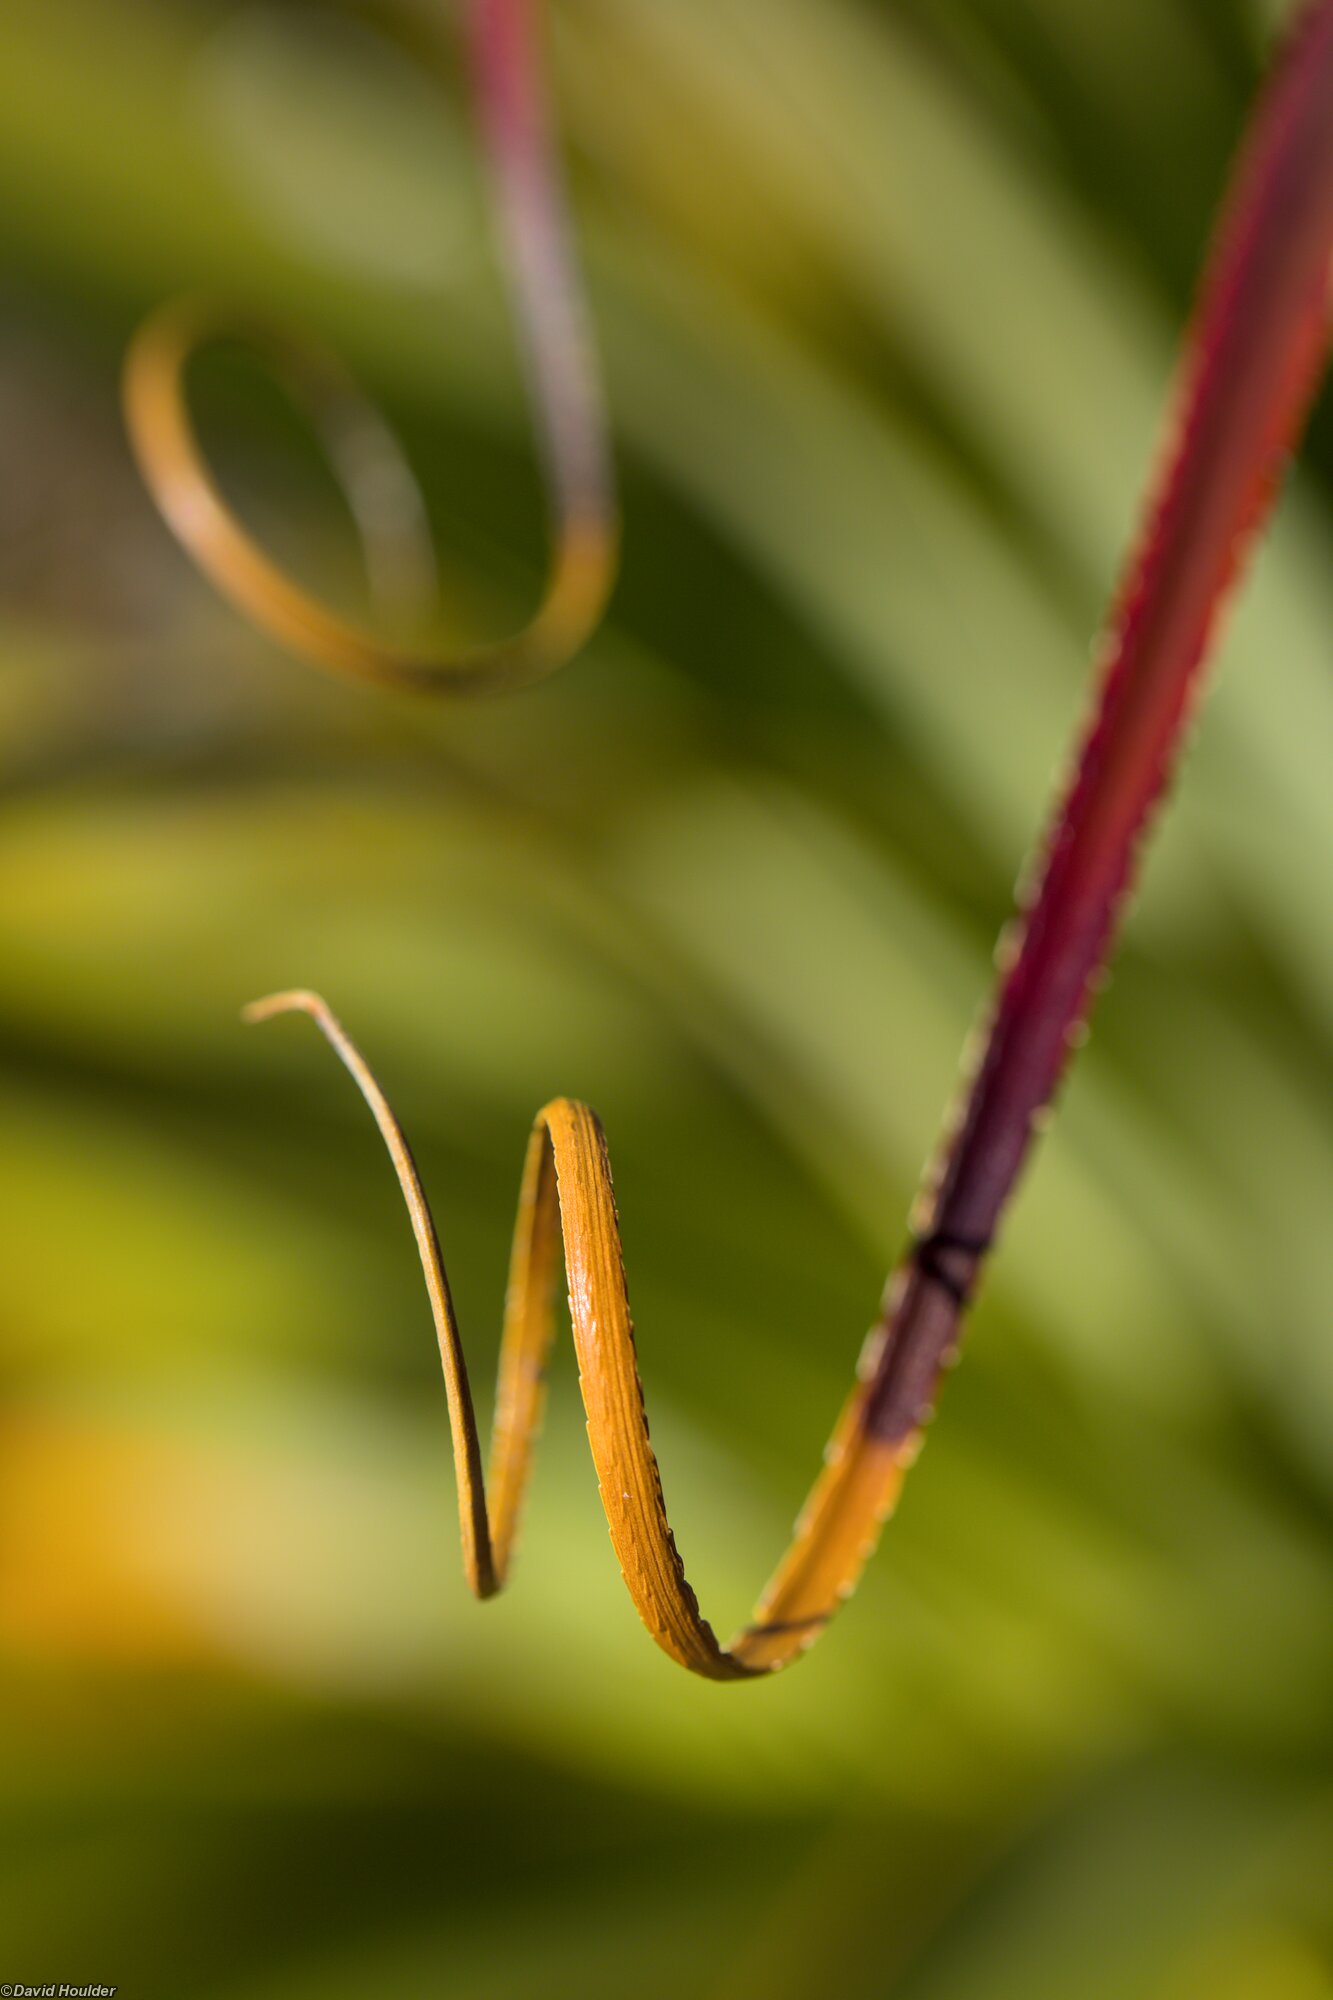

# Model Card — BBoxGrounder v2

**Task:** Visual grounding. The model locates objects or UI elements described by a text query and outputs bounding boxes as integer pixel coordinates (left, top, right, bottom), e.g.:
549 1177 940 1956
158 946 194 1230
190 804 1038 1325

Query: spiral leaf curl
124 0 616 695
244 990 905 1678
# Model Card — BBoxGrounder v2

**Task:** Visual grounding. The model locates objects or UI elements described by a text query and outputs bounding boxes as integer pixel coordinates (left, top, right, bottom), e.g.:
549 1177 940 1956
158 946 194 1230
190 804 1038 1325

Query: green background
1 1 1330 1995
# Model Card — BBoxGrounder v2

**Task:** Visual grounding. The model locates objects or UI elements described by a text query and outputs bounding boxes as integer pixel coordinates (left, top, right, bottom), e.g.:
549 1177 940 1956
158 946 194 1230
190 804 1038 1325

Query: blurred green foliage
0 1 1330 1995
